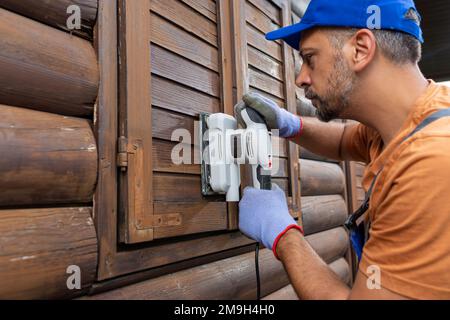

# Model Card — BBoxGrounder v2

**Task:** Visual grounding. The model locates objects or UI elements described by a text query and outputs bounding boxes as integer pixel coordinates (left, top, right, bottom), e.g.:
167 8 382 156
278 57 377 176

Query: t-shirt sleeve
359 136 450 299
341 123 377 163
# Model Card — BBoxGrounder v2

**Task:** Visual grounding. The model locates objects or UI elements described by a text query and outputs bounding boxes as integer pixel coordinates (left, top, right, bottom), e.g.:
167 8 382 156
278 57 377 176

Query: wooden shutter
118 0 234 244
231 0 302 219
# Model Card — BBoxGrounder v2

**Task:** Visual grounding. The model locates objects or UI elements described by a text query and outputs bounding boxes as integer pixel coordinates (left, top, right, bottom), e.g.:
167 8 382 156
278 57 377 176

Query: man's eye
304 54 313 65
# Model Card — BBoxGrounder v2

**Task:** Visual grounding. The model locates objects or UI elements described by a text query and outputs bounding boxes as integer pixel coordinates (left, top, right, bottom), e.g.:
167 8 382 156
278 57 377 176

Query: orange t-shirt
343 81 450 299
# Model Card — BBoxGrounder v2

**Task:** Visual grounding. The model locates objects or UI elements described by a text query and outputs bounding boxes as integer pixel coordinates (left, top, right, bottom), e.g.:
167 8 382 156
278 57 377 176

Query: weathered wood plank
84 227 348 300
151 13 219 72
249 68 284 99
152 75 221 116
0 105 97 207
153 139 200 175
263 257 352 300
247 23 283 62
154 173 203 202
154 201 228 239
245 1 280 35
248 45 283 81
93 0 120 281
300 159 345 196
247 0 281 25
151 44 220 98
151 0 218 47
180 0 217 22
0 207 97 299
152 107 196 141
0 8 99 116
301 195 348 235
0 0 98 40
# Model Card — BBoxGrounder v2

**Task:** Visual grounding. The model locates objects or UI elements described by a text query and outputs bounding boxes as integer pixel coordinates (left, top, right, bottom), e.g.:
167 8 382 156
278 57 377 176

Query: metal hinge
117 136 128 171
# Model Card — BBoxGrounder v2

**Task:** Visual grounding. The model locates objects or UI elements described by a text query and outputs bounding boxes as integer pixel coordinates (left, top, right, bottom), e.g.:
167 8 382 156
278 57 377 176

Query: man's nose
295 64 312 89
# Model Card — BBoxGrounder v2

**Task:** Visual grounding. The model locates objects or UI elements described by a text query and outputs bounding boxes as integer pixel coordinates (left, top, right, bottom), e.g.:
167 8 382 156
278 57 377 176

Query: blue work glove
239 185 304 259
235 92 303 138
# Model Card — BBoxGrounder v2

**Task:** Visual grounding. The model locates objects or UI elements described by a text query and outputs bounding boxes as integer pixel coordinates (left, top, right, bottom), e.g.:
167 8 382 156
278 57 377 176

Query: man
237 0 450 299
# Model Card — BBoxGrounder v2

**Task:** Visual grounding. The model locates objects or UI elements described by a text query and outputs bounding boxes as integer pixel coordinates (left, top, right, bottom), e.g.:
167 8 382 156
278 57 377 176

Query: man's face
296 29 357 122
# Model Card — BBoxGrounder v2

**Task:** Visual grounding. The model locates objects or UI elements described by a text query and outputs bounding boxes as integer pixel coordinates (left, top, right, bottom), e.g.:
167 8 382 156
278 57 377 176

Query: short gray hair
326 28 422 65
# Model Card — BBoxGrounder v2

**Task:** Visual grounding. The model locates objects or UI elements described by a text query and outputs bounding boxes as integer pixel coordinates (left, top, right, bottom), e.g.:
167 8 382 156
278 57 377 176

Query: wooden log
300 159 345 196
0 0 98 40
302 195 348 235
0 105 97 207
84 248 287 300
329 257 352 286
0 207 98 299
263 257 352 300
307 227 349 264
300 147 340 163
0 8 99 117
83 227 349 300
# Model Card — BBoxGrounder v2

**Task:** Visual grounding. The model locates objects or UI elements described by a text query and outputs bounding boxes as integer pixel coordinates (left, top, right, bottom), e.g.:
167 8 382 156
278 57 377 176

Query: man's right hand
234 92 303 138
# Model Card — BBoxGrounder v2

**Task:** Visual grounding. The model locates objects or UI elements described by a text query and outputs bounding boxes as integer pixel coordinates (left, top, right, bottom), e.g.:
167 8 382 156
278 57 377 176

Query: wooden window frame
94 0 301 281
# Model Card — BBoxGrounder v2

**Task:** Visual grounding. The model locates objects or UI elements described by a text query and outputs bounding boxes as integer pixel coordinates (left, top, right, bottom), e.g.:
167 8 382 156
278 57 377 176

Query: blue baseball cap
266 0 424 50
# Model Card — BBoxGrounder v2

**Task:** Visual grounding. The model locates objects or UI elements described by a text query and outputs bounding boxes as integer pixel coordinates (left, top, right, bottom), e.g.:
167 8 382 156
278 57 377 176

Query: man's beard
305 52 356 122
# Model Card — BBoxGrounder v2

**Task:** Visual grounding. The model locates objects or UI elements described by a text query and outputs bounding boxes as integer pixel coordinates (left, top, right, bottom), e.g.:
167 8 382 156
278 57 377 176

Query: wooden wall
84 0 352 300
0 1 99 299
0 0 356 299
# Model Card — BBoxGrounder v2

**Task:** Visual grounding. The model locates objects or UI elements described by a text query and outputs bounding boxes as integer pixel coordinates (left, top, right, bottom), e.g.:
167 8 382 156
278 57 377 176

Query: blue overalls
344 109 450 262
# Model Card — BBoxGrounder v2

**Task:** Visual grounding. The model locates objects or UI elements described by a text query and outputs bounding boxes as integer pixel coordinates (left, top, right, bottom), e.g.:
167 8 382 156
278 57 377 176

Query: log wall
83 228 349 300
0 0 99 300
0 106 97 207
0 0 355 299
0 8 99 116
0 207 98 299
0 0 98 39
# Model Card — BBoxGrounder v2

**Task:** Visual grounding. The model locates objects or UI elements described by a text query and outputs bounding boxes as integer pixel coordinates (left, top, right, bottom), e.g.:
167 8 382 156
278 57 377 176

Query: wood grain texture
152 75 221 116
248 45 283 81
0 105 97 207
151 0 218 47
153 201 228 239
0 207 97 299
150 13 219 72
152 44 220 97
153 107 197 141
300 159 346 196
247 0 281 25
249 67 284 99
302 195 348 235
154 173 203 202
181 0 217 22
153 139 200 175
247 23 282 62
245 0 280 35
83 227 348 300
262 257 352 300
93 0 119 281
0 0 98 40
118 0 154 243
0 8 98 117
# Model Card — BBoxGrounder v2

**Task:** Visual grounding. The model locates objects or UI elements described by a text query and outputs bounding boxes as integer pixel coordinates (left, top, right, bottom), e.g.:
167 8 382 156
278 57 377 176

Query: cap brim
266 22 315 50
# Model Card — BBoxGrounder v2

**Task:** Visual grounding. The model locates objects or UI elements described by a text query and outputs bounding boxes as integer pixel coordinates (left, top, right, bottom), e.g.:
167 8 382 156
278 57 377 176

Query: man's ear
345 29 377 72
